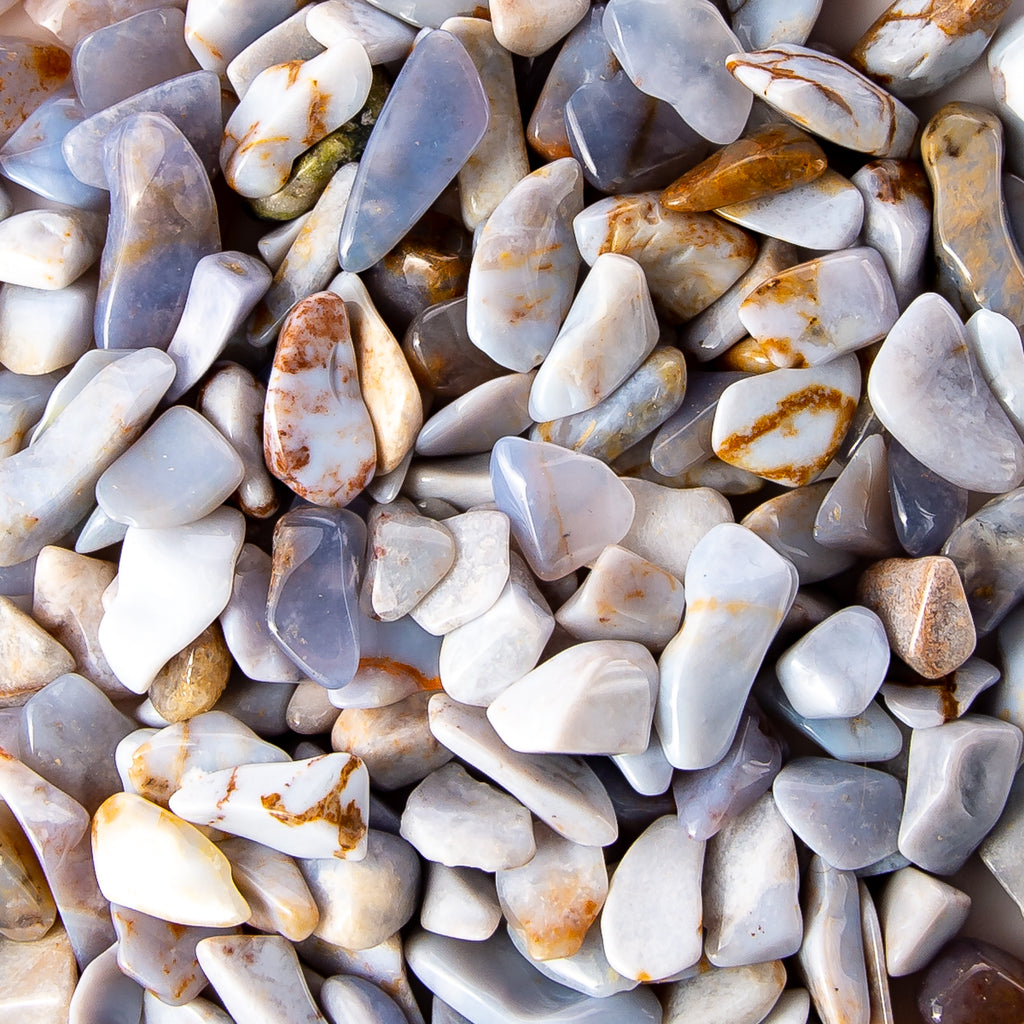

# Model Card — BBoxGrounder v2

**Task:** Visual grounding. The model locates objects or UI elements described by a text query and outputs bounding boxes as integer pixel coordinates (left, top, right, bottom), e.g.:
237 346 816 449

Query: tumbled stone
466 158 584 371
899 714 1022 875
300 829 420 949
264 291 377 506
0 919 76 1022
183 0 312 73
74 506 128 556
727 44 917 157
321 976 408 1024
851 158 932 309
67 941 144 1024
601 815 703 981
0 595 75 706
0 800 56 942
490 437 634 581
92 792 249 927
148 623 232 724
727 0 821 48
774 758 902 871
917 938 1024 1024
980 758 1024 915
489 0 587 57
967 308 1024 438
214 679 298 739
658 523 796 769
857 555 975 679
339 30 487 272
0 36 71 145
799 856 870 1024
407 930 663 1024
306 0 417 62
428 694 618 847
662 959 787 1024
98 508 245 694
143 992 235 1024
715 168 864 250
574 192 756 322
401 761 535 871
711 355 860 487
858 880 893 1024
850 0 1014 100
225 6 324 100
421 862 501 942
0 370 58 458
0 208 105 290
888 437 968 557
703 792 802 967
663 122 825 212
882 658 999 730
331 691 452 790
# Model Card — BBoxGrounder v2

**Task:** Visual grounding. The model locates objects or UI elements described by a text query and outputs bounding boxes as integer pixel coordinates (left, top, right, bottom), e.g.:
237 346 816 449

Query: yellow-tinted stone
148 622 232 723
661 122 827 213
718 335 777 373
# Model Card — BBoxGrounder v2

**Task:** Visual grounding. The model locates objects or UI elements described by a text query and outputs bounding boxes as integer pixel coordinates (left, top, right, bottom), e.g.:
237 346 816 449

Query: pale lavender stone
62 70 222 189
268 507 365 689
72 7 199 114
321 975 407 1024
67 942 144 1024
184 0 311 73
888 436 967 556
0 93 107 209
95 112 220 351
671 706 783 841
0 369 59 458
338 30 488 273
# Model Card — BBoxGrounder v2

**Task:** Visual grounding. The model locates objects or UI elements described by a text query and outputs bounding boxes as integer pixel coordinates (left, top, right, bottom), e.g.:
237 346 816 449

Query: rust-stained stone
717 335 777 373
0 595 75 708
922 102 1024 326
661 122 827 213
148 622 232 724
857 555 976 680
264 291 377 507
0 38 71 145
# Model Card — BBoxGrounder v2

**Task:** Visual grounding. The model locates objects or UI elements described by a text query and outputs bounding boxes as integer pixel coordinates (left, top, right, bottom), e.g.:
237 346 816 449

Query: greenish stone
249 70 390 221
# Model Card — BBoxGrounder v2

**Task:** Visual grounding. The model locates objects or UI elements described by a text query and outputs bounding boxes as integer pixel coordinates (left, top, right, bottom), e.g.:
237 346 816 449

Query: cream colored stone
0 919 77 1024
0 595 74 707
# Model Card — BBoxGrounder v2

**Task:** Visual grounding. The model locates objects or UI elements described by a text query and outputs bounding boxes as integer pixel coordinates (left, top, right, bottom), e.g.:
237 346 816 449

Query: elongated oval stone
221 42 372 199
466 158 584 371
264 291 376 505
662 122 826 212
0 348 174 567
92 793 250 928
726 43 918 157
712 355 861 487
605 0 751 144
96 111 220 351
62 70 222 189
268 506 364 689
739 247 899 368
658 523 796 769
850 0 1014 100
338 30 488 272
869 292 1024 492
0 36 71 145
490 436 635 581
922 102 1024 325
573 192 756 322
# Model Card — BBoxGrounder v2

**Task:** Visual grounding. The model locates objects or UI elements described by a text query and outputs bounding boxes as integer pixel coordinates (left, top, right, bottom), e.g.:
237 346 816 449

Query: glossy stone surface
96 112 220 351
727 43 918 157
0 919 77 1022
658 523 796 769
339 30 487 272
967 308 1024 437
661 959 786 1024
67 941 144 1024
888 437 967 557
0 596 75 706
0 275 94 376
306 0 417 62
0 35 71 145
490 0 588 57
267 506 364 689
0 800 56 942
466 158 583 371
922 102 1024 324
0 208 104 290
899 714 1022 875
881 657 999 730
225 6 325 101
148 621 232 722
263 291 376 505
917 938 1024 1024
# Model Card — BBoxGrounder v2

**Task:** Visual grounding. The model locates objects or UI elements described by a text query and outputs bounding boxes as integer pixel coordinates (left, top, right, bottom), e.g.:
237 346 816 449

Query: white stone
184 0 313 73
420 862 501 941
487 640 658 756
258 213 311 270
142 992 234 1024
0 208 106 290
727 0 820 49
878 866 971 977
68 942 144 1024
98 508 245 694
400 761 536 871
966 308 1024 438
869 292 1024 493
611 733 675 797
716 169 864 250
320 975 408 1024
226 7 325 99
601 815 704 981
880 657 1000 730
490 0 588 57
0 370 58 459
657 523 797 769
661 959 787 1024
91 793 251 928
858 881 894 1024
306 0 417 62
759 989 811 1024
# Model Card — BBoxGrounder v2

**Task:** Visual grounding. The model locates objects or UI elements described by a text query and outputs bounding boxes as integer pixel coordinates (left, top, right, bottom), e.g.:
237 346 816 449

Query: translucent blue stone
0 93 107 209
96 112 220 351
267 506 366 690
62 70 222 189
338 29 489 273
565 70 711 194
888 437 968 557
72 7 199 115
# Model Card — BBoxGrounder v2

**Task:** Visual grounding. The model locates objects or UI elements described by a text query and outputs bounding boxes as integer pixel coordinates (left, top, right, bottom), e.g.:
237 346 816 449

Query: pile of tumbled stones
5 0 1024 1021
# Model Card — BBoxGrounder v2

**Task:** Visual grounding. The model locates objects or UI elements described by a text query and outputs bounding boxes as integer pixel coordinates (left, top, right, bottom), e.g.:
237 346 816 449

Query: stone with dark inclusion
565 69 711 194
267 506 365 690
402 297 505 400
96 112 220 351
250 70 390 222
888 437 968 557
918 938 1024 1024
942 487 1024 636
338 29 489 274
531 346 687 463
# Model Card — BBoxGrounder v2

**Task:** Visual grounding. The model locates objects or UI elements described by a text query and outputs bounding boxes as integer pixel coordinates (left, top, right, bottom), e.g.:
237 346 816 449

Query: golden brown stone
717 335 777 373
661 123 827 213
0 596 75 708
921 101 1024 326
857 555 976 679
148 622 232 723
